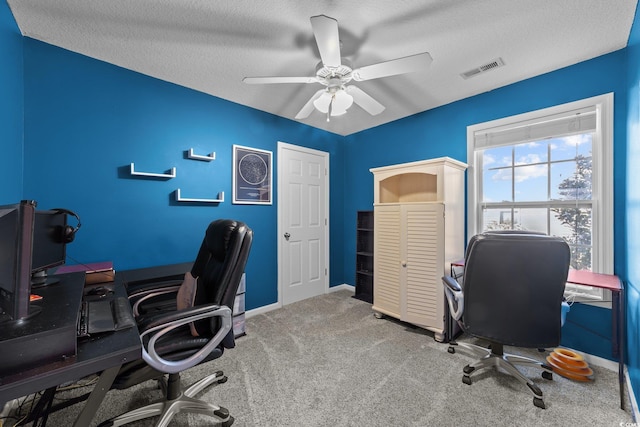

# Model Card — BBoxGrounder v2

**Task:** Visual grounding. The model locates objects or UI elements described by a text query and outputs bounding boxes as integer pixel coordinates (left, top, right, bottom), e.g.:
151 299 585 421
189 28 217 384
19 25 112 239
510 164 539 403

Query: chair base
449 341 554 409
99 370 233 427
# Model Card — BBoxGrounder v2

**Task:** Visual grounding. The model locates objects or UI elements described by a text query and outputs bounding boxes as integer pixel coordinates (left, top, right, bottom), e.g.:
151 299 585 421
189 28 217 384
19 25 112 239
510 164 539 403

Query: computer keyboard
77 296 136 337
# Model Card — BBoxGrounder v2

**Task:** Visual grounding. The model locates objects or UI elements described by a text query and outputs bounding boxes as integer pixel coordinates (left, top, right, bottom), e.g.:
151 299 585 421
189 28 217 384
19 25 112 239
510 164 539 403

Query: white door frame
277 141 330 306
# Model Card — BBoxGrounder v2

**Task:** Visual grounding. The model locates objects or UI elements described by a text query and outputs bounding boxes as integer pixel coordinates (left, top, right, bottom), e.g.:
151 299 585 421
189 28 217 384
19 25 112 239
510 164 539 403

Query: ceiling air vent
460 58 505 79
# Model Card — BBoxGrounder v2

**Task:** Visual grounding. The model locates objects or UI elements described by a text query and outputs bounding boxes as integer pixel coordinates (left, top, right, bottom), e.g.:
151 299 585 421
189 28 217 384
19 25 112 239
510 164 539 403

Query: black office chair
442 232 570 409
99 219 253 427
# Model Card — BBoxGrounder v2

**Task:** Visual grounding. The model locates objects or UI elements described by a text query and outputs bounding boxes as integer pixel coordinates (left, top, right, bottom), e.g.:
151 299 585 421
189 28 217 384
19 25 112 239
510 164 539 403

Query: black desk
0 272 141 426
117 261 193 290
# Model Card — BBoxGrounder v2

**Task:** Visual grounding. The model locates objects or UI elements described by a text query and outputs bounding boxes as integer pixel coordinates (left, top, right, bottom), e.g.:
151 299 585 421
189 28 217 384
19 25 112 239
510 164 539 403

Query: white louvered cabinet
370 157 467 341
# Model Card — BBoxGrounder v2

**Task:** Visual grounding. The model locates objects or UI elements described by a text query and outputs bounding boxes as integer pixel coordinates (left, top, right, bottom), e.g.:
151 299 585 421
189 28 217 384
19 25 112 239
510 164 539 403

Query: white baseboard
580 351 640 414
328 283 354 293
580 351 619 372
245 301 280 319
245 284 354 319
626 368 639 421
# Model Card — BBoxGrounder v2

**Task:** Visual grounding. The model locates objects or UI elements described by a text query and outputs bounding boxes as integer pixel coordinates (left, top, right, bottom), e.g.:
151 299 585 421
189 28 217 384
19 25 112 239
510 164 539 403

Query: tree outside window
551 154 592 270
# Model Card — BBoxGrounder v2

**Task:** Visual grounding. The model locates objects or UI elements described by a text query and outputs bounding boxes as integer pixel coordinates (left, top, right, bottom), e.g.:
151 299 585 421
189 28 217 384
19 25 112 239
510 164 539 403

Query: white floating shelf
175 189 224 203
130 163 176 178
187 148 216 161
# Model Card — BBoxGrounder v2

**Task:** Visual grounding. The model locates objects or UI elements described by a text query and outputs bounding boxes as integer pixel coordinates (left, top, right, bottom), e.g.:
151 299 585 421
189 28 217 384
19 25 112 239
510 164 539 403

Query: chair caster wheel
542 371 553 380
218 376 228 384
533 397 546 409
448 346 455 354
462 375 472 385
220 415 235 427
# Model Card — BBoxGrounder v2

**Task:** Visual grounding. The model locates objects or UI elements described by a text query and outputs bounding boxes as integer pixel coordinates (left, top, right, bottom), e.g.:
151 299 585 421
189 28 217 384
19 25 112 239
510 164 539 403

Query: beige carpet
23 289 634 426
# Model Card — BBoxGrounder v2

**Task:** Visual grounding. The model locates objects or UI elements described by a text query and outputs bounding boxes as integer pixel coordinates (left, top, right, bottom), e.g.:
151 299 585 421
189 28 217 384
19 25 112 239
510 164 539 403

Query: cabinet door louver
402 204 444 327
373 206 401 316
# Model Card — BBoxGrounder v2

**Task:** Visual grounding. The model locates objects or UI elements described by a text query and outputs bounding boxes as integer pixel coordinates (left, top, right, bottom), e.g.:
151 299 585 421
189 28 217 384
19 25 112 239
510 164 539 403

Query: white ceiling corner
7 0 638 136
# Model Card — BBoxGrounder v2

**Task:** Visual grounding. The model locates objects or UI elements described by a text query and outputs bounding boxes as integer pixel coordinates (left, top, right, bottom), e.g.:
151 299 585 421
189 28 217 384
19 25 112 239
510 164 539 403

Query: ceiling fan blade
295 89 326 119
346 86 385 116
352 52 433 82
310 15 341 68
243 76 318 84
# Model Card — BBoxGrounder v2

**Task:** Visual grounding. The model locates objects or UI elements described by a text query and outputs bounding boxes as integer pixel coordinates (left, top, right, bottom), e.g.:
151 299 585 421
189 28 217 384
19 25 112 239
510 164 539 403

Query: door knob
284 232 291 241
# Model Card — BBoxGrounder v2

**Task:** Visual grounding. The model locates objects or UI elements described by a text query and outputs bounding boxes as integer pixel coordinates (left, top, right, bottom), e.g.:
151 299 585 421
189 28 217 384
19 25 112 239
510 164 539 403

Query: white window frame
467 93 614 304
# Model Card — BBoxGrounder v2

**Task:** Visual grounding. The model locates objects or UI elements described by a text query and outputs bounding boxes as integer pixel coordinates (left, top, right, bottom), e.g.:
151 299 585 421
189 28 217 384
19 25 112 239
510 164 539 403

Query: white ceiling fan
243 15 433 122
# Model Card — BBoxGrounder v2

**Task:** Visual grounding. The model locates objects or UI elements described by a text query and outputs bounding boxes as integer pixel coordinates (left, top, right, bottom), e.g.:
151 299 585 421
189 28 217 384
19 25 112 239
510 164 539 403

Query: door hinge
325 268 327 276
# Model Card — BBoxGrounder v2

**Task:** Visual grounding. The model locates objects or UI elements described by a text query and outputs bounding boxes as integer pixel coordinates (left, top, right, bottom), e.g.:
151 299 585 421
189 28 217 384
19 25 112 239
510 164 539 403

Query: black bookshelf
354 211 373 303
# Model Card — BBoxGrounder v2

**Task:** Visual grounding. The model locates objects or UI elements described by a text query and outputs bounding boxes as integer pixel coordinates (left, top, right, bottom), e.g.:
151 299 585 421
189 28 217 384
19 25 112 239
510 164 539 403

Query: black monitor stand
0 304 42 324
31 270 61 288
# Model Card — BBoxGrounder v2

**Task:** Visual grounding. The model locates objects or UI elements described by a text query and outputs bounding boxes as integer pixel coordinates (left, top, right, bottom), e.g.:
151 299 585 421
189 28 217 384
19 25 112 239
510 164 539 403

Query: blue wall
0 1 23 203
344 50 629 362
626 1 640 409
2 1 637 390
20 38 345 311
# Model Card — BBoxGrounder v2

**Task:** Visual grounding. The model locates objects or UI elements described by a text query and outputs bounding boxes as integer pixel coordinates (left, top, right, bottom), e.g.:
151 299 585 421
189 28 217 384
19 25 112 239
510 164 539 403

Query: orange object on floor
547 348 593 382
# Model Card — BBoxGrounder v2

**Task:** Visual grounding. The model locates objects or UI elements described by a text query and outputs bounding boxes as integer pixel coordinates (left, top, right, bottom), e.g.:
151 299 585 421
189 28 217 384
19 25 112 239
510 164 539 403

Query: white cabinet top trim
369 156 467 174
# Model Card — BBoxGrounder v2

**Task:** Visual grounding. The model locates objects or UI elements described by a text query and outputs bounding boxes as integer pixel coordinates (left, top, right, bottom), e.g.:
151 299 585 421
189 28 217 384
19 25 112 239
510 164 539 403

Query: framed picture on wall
232 145 272 205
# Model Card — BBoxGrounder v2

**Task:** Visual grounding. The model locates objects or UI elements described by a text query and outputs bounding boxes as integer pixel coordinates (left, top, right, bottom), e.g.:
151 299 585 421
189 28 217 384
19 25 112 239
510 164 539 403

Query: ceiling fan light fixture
332 89 353 113
314 89 353 116
313 92 333 113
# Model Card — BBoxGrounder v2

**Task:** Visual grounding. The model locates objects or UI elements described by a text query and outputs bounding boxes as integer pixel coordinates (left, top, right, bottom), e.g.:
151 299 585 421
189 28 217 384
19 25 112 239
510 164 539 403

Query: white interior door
278 142 329 305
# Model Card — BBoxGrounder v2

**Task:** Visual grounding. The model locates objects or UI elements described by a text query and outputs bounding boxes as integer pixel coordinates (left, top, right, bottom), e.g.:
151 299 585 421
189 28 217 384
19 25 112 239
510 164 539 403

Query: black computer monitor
31 210 67 287
0 200 39 323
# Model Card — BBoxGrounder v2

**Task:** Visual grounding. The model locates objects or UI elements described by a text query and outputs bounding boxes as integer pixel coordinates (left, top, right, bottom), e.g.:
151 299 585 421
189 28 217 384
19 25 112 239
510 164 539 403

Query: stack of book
55 261 115 285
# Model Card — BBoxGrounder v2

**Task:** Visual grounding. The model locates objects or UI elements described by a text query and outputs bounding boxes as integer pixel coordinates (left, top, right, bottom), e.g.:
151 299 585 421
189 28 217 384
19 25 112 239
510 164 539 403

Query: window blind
474 106 597 150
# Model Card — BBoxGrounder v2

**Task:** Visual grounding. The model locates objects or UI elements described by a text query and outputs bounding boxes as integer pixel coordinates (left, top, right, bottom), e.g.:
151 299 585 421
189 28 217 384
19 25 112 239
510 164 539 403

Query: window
467 94 613 301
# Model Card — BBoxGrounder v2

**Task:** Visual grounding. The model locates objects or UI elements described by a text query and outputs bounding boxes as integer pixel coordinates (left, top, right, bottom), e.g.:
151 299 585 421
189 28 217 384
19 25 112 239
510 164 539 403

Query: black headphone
52 208 82 243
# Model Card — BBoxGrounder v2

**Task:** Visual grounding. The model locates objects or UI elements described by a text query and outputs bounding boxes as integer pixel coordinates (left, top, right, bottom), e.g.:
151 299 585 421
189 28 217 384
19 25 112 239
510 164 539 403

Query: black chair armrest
442 275 464 321
129 284 182 317
137 304 221 331
127 279 184 295
442 275 462 293
138 304 232 374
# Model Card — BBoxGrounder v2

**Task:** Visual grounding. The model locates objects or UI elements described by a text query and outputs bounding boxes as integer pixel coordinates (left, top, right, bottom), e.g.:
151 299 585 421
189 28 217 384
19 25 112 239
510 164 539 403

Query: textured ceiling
7 0 638 136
